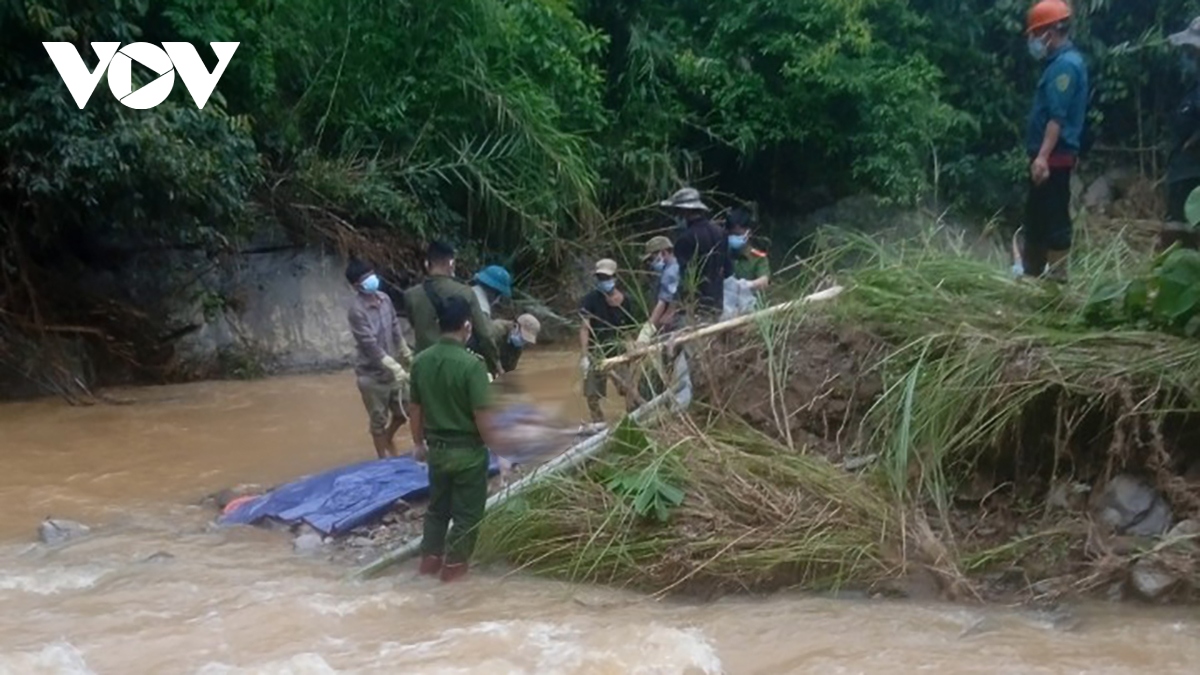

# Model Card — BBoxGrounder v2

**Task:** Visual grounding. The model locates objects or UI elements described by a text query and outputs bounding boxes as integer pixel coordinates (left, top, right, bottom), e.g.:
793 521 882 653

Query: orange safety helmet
1027 0 1072 34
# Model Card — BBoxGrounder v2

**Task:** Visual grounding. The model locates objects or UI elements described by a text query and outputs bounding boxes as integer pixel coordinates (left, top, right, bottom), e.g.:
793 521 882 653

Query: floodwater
1 351 1198 674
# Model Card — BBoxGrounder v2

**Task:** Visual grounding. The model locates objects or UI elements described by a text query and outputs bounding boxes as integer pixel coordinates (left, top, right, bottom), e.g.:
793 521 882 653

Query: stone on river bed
292 532 325 554
1093 474 1173 537
1130 559 1178 601
38 518 90 545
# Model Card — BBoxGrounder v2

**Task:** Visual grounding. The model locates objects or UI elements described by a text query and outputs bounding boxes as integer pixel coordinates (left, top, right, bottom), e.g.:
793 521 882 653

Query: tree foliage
3 0 1200 383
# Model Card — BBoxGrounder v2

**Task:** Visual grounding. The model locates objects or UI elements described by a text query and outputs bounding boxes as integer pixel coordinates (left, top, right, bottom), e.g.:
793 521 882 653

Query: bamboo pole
350 389 677 580
597 285 844 371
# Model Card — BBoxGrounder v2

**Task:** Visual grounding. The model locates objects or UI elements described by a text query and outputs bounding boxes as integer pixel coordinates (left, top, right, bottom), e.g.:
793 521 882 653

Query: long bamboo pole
597 285 844 370
350 389 677 580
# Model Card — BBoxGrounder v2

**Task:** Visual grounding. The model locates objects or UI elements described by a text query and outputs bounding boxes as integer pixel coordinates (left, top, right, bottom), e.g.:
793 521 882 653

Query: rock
1130 559 1178 601
1165 519 1200 553
347 535 374 548
292 532 325 554
38 518 90 546
1083 167 1136 215
1093 474 1173 537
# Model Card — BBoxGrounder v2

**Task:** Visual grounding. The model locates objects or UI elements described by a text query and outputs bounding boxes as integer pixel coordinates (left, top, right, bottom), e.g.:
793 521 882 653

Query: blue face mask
728 233 749 251
650 258 666 273
597 279 616 294
508 330 525 349
360 274 380 293
1027 36 1048 61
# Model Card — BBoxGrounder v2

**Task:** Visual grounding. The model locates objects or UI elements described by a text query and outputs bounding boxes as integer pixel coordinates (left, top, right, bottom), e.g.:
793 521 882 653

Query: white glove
635 323 657 346
381 356 407 384
579 355 591 375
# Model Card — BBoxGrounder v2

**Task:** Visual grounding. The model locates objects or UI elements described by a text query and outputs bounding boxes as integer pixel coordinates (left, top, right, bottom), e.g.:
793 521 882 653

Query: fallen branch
349 389 678 580
597 285 844 371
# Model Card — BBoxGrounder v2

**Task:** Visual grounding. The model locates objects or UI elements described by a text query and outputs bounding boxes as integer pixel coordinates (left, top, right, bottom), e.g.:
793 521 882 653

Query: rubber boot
418 554 443 576
439 562 468 583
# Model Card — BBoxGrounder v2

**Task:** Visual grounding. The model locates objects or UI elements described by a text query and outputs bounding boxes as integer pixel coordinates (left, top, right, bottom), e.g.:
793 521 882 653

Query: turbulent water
1 352 1198 674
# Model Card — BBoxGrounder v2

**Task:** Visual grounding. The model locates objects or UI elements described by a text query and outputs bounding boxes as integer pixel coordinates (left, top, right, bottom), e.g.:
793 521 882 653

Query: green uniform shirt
403 275 500 374
410 338 492 447
732 247 769 281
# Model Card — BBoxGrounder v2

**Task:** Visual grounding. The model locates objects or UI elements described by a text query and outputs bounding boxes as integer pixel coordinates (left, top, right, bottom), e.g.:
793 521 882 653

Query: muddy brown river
1 352 1198 674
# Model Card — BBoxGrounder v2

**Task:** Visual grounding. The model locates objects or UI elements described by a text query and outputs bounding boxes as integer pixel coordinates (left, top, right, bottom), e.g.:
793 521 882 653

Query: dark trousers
421 446 489 564
1024 168 1073 277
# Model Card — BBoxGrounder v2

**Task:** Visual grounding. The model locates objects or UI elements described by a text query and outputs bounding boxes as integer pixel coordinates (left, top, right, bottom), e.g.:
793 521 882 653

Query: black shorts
1025 168 1073 251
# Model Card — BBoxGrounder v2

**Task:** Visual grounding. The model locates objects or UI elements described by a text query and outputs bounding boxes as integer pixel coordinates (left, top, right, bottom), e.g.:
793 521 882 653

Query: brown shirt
348 291 412 383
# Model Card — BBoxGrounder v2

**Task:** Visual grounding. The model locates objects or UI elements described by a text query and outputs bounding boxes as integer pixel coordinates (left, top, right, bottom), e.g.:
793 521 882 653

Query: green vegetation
478 417 896 594
479 224 1200 597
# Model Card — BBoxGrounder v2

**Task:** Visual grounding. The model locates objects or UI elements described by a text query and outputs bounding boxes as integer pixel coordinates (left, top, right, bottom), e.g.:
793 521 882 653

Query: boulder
38 518 90 546
1129 559 1178 601
1093 474 1173 537
1165 519 1200 553
292 532 324 554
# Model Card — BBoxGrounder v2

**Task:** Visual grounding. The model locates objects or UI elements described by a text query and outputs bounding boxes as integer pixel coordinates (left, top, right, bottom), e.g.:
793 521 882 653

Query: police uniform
403 275 500 374
1024 40 1088 276
732 245 769 282
410 337 493 566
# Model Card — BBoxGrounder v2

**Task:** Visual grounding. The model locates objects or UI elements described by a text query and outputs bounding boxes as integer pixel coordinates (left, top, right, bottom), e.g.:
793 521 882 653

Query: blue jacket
1026 42 1089 158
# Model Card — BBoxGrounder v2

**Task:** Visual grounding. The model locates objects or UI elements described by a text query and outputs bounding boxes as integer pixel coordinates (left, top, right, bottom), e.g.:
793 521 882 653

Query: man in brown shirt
346 258 414 459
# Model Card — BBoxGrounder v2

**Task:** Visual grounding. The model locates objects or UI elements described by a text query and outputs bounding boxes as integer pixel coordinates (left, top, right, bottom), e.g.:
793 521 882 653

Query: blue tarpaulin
219 455 499 535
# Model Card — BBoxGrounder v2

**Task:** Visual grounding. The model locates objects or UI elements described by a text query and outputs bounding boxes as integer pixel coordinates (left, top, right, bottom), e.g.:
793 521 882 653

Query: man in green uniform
723 207 770 319
403 241 501 377
409 295 499 583
726 207 770 288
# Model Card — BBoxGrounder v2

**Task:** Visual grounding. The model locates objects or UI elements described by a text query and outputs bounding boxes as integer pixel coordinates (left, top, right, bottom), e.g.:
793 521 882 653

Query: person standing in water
493 313 541 373
403 241 501 377
1021 0 1088 281
579 259 637 423
470 265 513 321
345 258 413 459
410 295 500 583
1164 16 1200 251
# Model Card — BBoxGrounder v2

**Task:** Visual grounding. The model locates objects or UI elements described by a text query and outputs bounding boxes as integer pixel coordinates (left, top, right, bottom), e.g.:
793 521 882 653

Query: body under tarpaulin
219 455 500 535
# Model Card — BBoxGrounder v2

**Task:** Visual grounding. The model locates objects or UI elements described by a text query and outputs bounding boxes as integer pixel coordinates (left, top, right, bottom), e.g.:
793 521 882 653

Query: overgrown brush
809 230 1200 511
477 416 897 594
482 224 1200 597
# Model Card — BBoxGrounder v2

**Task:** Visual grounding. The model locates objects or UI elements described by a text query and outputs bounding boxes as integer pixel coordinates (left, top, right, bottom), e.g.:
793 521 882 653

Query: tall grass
480 222 1200 595
811 227 1200 516
477 417 896 594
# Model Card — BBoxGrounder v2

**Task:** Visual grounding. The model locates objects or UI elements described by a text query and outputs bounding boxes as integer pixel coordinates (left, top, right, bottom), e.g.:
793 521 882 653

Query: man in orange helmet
1022 0 1088 281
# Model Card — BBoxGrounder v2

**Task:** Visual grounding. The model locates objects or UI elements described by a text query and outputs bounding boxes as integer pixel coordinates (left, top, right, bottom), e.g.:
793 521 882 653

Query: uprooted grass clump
477 416 897 595
482 223 1200 600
